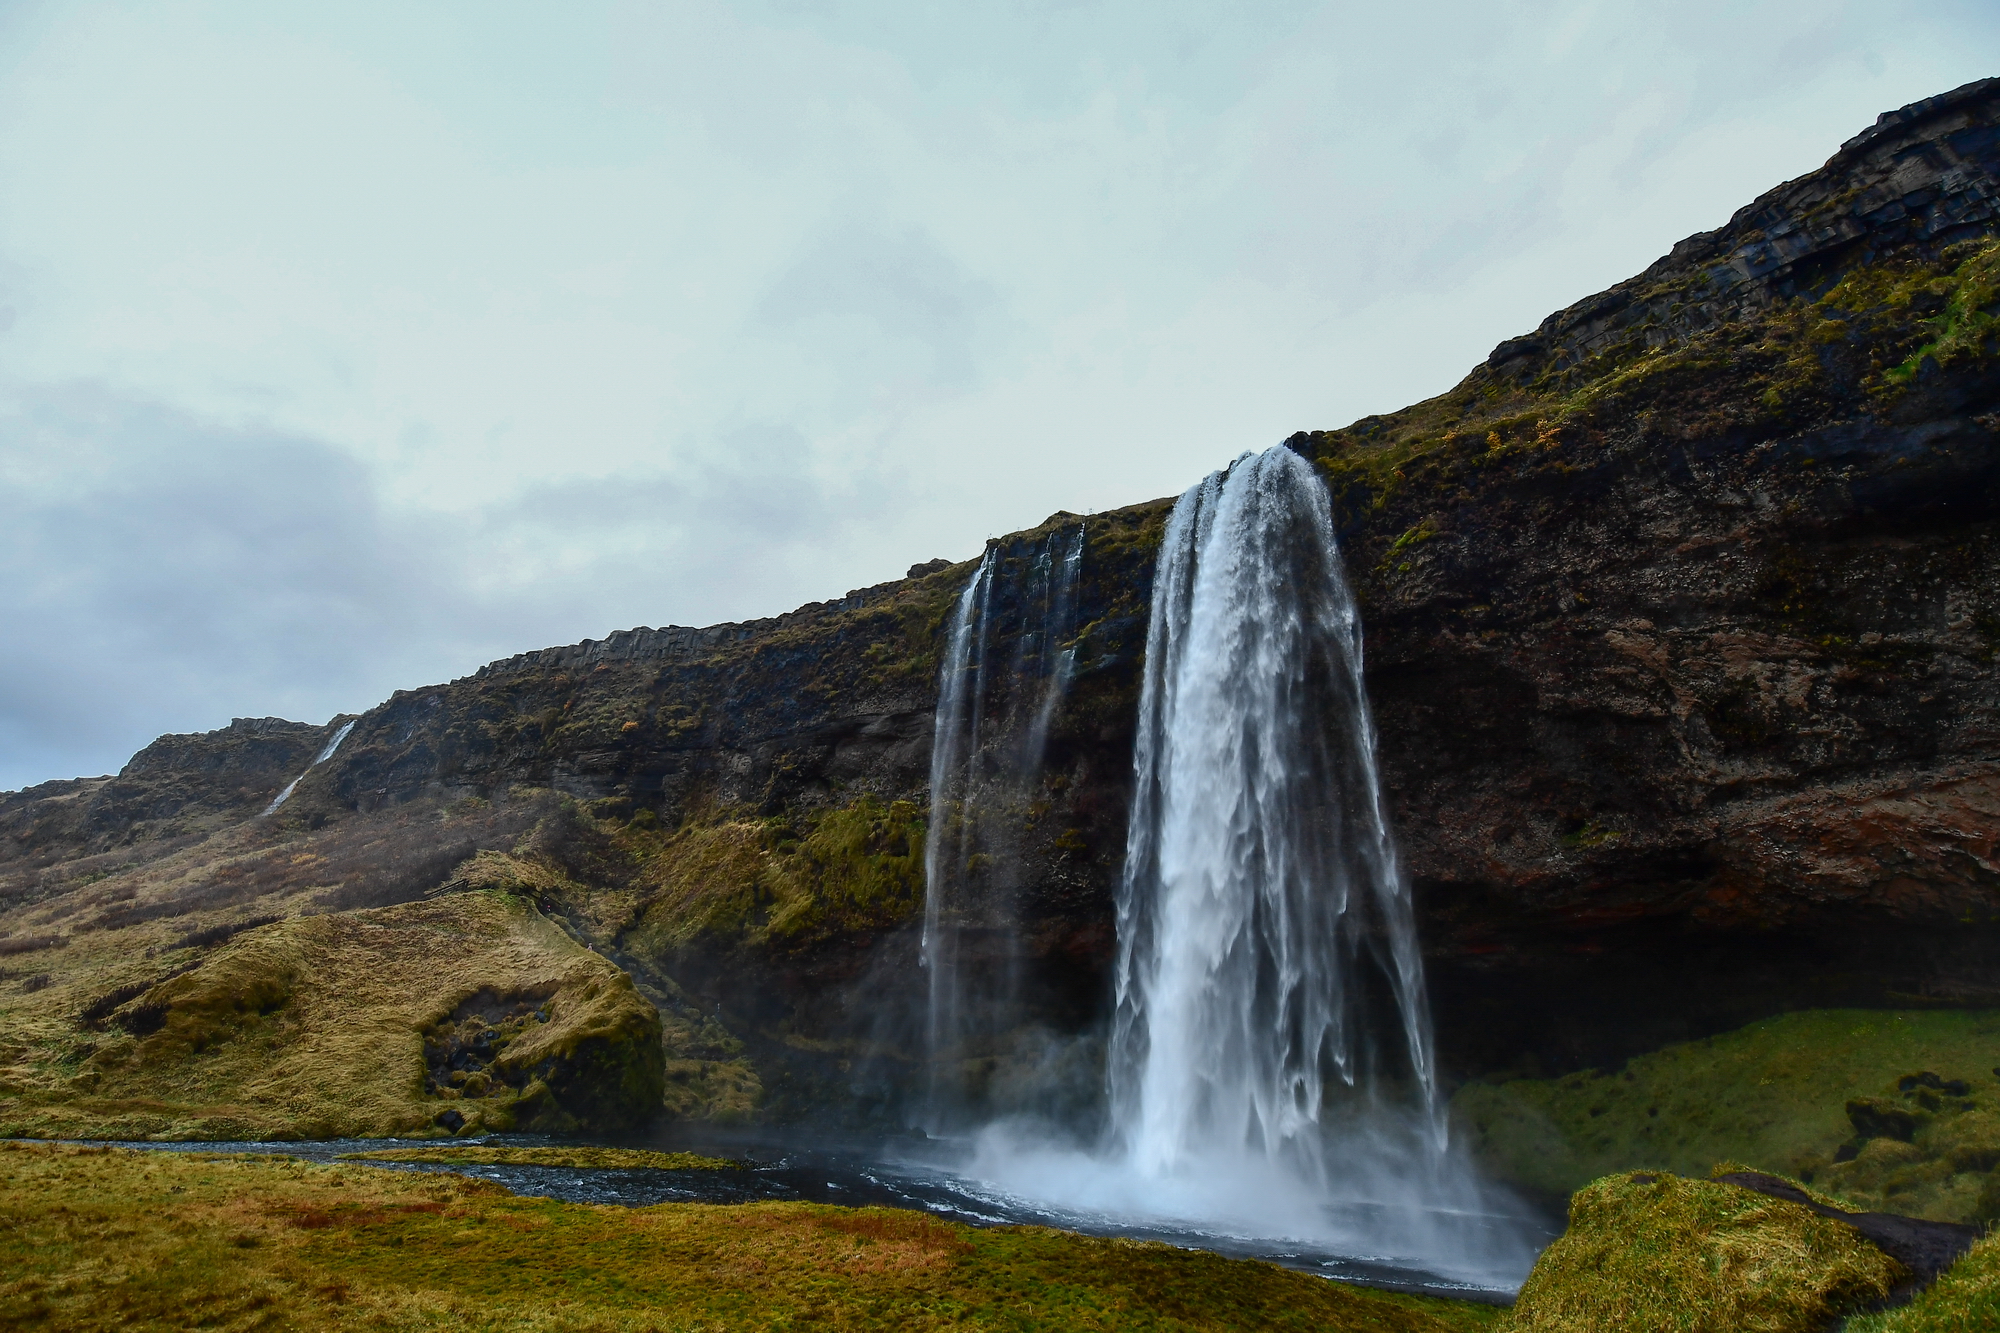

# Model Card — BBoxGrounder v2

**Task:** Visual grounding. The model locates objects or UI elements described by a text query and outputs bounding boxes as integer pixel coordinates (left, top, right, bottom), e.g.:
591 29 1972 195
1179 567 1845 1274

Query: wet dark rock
1716 1170 1981 1290
1847 1098 1921 1142
1900 1071 1972 1097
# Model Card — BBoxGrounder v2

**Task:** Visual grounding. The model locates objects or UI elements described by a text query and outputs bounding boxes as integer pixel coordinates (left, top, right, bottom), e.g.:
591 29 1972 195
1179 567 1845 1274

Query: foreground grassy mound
1456 1009 2000 1221
1508 1171 1905 1332
0 892 662 1140
0 1142 1501 1332
1849 1232 2000 1332
339 1145 733 1170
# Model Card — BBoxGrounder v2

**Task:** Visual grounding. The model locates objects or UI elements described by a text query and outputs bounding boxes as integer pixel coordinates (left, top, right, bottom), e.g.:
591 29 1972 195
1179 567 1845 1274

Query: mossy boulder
1510 1172 1905 1332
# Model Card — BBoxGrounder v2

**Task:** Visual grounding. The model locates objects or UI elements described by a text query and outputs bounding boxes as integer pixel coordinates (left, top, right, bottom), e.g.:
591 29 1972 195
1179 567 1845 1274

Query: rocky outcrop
1300 77 2000 1075
1486 77 2000 377
0 717 339 903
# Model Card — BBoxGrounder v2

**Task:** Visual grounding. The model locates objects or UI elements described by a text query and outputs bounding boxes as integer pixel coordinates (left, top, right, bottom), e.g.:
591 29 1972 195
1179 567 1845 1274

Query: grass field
0 1141 1505 1332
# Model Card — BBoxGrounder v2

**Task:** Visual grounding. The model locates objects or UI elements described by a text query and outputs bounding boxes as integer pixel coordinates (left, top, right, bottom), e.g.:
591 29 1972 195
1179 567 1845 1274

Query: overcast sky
2 1 1995 790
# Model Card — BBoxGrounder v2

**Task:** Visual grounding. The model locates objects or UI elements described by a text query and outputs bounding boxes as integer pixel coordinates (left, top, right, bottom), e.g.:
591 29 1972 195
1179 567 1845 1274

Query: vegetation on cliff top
0 1142 1503 1332
1295 236 2000 568
1456 1007 2000 1224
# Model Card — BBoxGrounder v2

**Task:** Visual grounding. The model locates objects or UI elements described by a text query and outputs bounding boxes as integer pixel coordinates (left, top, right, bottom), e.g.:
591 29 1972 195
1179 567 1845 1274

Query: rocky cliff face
0 717 337 896
6 80 1999 1134
1305 76 2000 1076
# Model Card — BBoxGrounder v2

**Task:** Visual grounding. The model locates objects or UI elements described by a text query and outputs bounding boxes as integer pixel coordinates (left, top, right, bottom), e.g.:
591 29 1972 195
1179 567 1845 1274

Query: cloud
0 385 907 791
0 387 449 788
755 221 1013 401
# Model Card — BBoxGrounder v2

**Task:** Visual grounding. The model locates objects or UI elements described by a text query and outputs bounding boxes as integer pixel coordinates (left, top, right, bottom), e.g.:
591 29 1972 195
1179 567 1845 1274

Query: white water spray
956 448 1538 1289
263 718 357 817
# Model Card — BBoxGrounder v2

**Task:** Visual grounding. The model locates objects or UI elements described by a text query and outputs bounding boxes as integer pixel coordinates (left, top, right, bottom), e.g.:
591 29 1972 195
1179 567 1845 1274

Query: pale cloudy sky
1 1 1994 789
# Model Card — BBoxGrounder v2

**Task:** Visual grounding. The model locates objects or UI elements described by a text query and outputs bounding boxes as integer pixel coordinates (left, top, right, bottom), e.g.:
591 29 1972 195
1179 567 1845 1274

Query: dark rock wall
1308 78 2000 1077
1 717 333 893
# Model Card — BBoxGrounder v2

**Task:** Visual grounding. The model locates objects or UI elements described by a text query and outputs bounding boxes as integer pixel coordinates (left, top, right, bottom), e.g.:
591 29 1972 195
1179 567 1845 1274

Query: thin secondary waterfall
922 546 996 1099
1109 444 1440 1177
922 523 1087 1123
263 718 357 817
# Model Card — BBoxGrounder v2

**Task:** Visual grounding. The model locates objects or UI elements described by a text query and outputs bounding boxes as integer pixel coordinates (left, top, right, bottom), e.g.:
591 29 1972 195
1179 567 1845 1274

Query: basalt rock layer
1304 75 2000 1075
4 80 2000 1133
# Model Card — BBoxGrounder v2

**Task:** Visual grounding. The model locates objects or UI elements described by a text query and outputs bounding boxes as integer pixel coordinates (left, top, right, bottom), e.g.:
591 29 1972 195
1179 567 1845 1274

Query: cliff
4 79 1999 1140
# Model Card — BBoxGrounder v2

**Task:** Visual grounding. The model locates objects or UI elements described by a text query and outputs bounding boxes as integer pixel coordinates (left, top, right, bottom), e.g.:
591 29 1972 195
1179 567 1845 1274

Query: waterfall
1110 444 1439 1174
921 523 1087 1123
922 545 996 1102
263 718 357 816
953 450 1536 1287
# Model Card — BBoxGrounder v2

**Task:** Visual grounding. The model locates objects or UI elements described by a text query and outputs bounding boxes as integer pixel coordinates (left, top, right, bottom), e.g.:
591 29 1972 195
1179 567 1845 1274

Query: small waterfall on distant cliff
1109 444 1439 1175
922 523 1087 1124
263 718 357 816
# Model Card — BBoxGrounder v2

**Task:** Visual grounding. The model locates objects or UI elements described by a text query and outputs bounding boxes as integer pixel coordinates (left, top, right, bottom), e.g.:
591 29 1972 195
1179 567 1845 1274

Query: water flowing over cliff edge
3 80 2000 1244
935 446 1535 1286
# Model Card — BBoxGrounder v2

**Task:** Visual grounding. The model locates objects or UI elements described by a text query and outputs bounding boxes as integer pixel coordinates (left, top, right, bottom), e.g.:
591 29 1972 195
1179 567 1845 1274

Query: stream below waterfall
76 1130 1553 1300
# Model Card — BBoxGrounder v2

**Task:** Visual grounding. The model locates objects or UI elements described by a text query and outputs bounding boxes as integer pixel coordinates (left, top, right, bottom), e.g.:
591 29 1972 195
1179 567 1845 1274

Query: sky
2 1 1995 790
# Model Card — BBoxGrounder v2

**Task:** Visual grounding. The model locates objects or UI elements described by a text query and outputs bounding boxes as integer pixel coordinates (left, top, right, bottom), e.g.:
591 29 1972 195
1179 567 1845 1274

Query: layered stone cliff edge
4 80 1999 1129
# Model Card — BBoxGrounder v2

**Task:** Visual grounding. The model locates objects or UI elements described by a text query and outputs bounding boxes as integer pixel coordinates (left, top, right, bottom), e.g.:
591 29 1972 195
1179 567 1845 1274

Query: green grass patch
338 1145 735 1171
1454 1009 2000 1221
0 1141 1502 1331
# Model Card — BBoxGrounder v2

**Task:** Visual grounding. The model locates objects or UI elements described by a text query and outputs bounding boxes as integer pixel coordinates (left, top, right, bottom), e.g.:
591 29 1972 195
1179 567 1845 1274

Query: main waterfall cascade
943 448 1537 1289
1112 445 1439 1175
922 523 1088 1125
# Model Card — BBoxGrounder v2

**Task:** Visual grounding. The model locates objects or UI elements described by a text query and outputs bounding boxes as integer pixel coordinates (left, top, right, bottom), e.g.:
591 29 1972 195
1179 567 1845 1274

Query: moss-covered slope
1456 1007 2000 1224
0 865 661 1140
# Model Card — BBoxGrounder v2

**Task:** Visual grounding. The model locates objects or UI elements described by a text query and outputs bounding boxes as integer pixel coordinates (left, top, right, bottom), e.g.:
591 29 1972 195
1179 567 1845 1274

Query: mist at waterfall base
917 447 1543 1292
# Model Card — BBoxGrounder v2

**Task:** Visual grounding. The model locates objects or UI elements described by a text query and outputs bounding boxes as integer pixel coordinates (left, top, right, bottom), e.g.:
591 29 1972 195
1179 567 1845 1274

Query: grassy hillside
0 885 661 1140
1455 1008 2000 1222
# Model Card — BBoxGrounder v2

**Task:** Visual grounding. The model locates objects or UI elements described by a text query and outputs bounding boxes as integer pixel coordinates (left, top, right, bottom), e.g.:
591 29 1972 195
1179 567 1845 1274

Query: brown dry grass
0 890 653 1140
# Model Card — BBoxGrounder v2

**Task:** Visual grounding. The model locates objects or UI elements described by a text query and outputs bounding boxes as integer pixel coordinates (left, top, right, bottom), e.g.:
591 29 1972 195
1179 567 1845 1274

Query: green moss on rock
1509 1171 1905 1333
